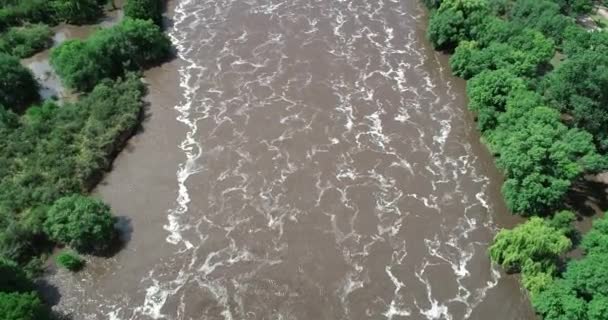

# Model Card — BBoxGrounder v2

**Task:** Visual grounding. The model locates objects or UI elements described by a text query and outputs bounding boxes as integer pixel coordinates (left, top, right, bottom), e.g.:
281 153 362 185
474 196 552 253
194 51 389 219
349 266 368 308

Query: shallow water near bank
21 7 123 101
47 0 535 319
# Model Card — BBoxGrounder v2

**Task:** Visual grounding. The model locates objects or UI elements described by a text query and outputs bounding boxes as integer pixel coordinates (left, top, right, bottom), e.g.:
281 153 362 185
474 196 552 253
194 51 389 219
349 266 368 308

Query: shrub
51 18 171 91
51 0 102 25
0 53 39 112
0 291 47 320
124 0 163 25
55 250 85 271
44 195 117 253
0 24 53 58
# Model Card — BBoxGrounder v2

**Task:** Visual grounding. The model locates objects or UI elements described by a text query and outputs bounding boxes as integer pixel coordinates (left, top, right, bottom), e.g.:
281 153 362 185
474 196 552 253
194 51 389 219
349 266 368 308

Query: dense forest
0 0 169 319
424 0 608 318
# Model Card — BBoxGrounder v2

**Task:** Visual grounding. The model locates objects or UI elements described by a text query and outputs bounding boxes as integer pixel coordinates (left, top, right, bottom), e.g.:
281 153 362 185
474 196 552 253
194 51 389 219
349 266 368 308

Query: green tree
44 195 117 253
493 105 601 214
466 69 526 132
55 250 85 271
0 53 39 112
544 51 608 151
489 217 571 273
427 0 489 50
51 0 102 24
0 291 47 320
124 0 163 25
588 294 608 320
532 279 587 320
51 18 171 91
565 253 608 297
582 215 608 255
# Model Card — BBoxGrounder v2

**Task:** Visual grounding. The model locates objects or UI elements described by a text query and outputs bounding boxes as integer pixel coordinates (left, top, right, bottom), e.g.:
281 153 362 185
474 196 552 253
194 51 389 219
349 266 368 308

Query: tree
588 294 608 320
489 217 571 273
492 105 602 214
582 215 608 255
51 18 171 91
532 279 587 320
124 0 163 25
44 195 117 253
544 51 608 151
565 253 608 297
427 0 489 50
508 0 574 43
55 250 85 271
51 0 102 25
0 53 39 112
466 69 526 132
0 292 47 320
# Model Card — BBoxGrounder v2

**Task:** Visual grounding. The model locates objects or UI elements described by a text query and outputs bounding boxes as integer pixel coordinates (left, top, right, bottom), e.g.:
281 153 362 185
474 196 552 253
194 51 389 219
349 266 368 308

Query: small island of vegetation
0 0 170 318
424 0 608 318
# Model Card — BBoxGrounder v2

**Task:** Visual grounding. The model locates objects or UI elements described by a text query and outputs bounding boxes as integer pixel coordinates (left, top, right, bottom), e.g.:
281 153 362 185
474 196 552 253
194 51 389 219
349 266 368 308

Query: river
47 0 535 319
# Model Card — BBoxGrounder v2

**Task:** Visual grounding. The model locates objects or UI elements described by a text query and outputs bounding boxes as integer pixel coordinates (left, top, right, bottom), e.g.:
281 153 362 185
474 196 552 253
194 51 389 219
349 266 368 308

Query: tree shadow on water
94 216 133 258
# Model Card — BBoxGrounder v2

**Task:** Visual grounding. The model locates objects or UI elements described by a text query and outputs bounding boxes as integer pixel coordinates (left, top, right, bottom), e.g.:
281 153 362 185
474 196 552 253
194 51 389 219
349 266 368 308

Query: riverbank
41 2 186 317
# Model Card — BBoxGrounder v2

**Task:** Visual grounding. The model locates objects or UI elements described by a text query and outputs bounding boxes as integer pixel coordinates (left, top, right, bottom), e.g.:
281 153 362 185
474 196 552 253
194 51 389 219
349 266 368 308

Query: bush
124 0 163 25
466 69 526 132
0 53 39 112
44 195 116 253
427 0 489 50
0 291 47 320
0 24 53 58
51 18 171 91
55 250 84 271
51 0 102 25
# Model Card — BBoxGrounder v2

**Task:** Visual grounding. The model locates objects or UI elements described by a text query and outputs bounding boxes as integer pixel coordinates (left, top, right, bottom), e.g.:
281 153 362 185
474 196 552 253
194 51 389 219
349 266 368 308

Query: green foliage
496 106 600 214
466 69 526 132
533 215 608 320
52 0 102 25
44 195 116 253
544 51 608 151
489 217 571 273
0 24 53 58
508 0 575 43
124 0 163 25
582 215 608 255
532 279 587 320
451 24 554 79
0 291 46 320
0 53 39 112
427 0 489 50
0 0 103 30
0 75 144 262
55 250 84 271
51 18 171 92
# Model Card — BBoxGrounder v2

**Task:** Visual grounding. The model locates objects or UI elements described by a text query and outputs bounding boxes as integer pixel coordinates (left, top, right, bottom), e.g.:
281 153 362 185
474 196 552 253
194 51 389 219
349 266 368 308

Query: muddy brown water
47 0 536 319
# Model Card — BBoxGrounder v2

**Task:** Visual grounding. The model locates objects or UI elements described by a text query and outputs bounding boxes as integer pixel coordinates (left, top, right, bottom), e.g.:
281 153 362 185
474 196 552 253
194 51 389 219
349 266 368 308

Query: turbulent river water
48 0 536 319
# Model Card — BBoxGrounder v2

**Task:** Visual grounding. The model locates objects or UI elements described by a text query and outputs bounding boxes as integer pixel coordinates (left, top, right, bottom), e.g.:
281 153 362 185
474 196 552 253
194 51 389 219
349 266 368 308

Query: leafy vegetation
55 250 85 271
45 195 116 253
0 0 168 318
124 0 163 25
424 0 608 317
0 24 52 58
0 74 145 262
0 0 104 30
51 18 171 91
